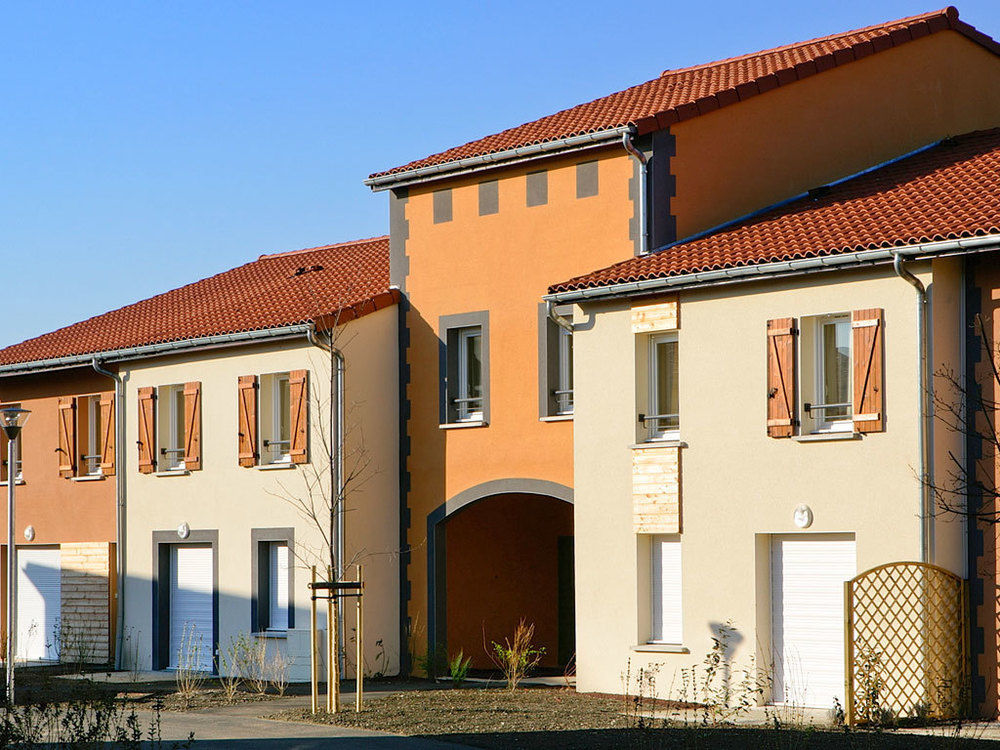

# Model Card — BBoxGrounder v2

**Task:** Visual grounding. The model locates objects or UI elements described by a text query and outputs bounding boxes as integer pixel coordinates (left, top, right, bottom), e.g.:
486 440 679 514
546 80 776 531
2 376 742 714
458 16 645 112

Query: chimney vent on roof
293 265 324 277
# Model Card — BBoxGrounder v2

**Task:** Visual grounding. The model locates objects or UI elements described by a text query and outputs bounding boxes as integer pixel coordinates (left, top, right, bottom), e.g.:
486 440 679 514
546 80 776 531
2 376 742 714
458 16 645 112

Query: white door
17 547 61 662
771 534 855 709
168 544 213 671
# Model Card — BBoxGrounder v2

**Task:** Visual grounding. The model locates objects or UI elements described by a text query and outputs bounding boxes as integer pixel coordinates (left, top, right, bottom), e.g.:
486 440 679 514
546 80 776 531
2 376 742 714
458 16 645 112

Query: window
440 312 490 425
76 394 104 476
650 535 682 644
800 314 852 433
260 373 292 463
252 529 294 633
539 304 573 418
646 333 679 440
156 385 187 471
456 328 483 421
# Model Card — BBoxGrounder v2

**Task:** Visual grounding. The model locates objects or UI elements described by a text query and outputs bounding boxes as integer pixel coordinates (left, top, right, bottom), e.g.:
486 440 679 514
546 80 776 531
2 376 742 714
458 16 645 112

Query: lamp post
1 407 29 706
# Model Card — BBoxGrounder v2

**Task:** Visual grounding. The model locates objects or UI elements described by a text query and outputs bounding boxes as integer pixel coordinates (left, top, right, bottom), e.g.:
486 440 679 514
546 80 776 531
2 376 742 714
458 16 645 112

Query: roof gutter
364 126 631 192
544 234 1000 304
0 324 315 377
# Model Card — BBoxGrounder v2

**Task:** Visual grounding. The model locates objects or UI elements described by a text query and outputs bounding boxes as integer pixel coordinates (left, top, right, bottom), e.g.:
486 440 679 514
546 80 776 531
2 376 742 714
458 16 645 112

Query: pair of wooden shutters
56 394 116 477
136 383 202 474
237 371 309 467
767 309 884 437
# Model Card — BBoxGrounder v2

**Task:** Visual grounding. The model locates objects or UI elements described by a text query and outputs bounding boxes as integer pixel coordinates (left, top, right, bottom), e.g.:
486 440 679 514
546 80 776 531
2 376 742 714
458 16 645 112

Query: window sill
539 415 573 423
633 643 689 654
630 440 687 450
257 463 297 471
71 475 105 482
439 421 488 430
0 479 25 487
793 432 861 443
253 630 288 639
154 470 190 478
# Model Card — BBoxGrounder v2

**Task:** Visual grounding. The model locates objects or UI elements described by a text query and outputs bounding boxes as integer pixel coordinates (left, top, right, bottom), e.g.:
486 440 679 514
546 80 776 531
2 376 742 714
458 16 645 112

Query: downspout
92 358 126 669
306 324 346 671
546 300 574 333
622 131 648 255
893 254 933 563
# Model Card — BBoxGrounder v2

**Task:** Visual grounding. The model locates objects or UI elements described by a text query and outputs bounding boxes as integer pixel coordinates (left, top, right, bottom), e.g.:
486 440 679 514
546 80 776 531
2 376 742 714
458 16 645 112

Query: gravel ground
269 687 1000 749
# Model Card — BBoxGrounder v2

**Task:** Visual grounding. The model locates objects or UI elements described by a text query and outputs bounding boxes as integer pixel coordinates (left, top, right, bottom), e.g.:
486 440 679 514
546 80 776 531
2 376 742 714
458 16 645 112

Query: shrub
448 650 471 688
488 619 545 691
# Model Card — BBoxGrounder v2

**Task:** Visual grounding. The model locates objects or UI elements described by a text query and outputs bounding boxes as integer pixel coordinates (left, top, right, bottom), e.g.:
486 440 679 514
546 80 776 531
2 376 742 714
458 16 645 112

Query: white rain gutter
544 235 1000 304
306 324 346 672
364 127 631 192
621 131 649 255
893 254 933 563
0 324 315 376
91 358 126 669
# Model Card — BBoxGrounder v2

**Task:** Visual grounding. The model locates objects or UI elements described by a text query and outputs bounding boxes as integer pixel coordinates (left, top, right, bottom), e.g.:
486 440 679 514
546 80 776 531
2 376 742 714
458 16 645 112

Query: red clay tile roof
548 128 1000 293
0 236 396 367
369 7 999 182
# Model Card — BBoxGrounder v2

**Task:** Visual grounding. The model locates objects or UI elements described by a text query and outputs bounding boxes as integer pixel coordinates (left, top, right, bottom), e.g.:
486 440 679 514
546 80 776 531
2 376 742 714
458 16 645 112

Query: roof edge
544 234 1000 303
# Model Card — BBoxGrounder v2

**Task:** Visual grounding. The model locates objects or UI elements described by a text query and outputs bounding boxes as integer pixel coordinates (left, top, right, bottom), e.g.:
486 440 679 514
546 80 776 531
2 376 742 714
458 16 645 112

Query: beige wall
121 307 399 678
572 262 964 695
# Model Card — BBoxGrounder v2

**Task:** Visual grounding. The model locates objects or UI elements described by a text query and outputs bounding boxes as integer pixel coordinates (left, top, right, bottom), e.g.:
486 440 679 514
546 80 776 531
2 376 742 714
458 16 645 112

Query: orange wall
671 31 1000 238
445 494 572 670
0 369 116 544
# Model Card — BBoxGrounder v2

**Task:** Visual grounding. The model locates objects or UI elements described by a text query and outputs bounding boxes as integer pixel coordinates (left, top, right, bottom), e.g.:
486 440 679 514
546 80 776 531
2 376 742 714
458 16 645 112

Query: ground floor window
650 535 682 644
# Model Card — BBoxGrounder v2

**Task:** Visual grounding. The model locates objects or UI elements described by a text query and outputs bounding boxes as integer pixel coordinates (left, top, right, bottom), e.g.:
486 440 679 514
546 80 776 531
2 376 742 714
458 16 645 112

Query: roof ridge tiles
258 234 389 260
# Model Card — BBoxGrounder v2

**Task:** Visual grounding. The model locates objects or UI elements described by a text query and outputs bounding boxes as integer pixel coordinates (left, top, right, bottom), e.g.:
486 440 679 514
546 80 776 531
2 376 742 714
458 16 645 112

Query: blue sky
1 1 997 346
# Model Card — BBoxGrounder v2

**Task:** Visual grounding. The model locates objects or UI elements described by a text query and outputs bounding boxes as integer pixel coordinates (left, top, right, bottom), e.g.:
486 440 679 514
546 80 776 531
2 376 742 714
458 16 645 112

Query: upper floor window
58 393 115 479
157 385 187 471
79 394 104 476
440 311 490 426
539 305 573 418
647 333 679 441
260 372 293 464
137 383 200 474
813 314 852 432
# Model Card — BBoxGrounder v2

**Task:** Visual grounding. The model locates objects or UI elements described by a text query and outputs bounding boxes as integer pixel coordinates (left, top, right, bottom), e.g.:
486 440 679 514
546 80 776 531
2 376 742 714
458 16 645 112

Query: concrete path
143 695 459 749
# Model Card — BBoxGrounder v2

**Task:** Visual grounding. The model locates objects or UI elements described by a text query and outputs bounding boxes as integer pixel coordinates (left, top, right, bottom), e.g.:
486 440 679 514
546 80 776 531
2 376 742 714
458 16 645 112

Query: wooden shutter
137 387 156 474
57 397 76 477
238 375 258 467
852 308 884 433
289 370 309 464
766 318 798 438
99 393 115 476
184 382 202 471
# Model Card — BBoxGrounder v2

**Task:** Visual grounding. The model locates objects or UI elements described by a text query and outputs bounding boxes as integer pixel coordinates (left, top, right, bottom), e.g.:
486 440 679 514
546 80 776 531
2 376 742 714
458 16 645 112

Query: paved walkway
145 695 458 749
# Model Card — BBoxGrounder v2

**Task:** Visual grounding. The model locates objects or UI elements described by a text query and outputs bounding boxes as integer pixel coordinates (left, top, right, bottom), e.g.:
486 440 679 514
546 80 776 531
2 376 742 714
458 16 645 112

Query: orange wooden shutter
766 318 798 438
289 370 309 464
137 387 156 474
852 308 885 433
57 397 76 477
184 382 202 471
238 375 258 467
99 392 115 476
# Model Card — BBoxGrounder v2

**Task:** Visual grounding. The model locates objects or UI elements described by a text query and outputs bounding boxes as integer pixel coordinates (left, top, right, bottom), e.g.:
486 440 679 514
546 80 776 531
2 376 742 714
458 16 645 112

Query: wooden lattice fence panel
845 562 968 726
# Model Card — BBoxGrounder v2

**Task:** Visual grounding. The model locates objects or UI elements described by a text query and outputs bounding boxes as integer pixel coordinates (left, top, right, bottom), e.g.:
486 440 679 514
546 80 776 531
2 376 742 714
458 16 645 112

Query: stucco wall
572 263 964 695
121 307 399 678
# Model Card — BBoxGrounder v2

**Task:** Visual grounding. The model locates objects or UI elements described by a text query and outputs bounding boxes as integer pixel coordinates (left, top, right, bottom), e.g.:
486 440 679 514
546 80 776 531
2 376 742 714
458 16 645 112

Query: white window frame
555 326 573 415
267 374 292 463
650 535 683 645
456 327 483 422
647 332 679 441
157 385 186 471
267 541 290 632
813 314 852 434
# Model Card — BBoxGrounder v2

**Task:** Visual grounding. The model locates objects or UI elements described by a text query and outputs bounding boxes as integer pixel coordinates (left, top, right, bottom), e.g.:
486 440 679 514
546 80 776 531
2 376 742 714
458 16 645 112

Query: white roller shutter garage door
771 534 855 709
169 544 213 671
17 546 61 662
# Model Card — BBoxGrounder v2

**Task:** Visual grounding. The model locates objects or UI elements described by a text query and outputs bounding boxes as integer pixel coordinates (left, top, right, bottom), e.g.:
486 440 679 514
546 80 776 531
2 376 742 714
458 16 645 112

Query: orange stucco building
366 7 1000 679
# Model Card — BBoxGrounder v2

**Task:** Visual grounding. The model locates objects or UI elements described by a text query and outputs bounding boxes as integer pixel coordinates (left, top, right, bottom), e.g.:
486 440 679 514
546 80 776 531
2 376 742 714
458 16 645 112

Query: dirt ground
270 687 1000 749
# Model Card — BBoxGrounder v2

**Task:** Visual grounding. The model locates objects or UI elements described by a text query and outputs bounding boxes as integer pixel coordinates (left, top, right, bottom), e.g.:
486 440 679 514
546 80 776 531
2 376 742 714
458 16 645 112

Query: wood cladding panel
632 446 680 534
631 298 679 333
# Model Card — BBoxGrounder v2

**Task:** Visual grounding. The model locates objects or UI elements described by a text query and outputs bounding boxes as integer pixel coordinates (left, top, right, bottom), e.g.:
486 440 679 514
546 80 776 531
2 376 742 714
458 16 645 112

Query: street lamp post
1 407 30 706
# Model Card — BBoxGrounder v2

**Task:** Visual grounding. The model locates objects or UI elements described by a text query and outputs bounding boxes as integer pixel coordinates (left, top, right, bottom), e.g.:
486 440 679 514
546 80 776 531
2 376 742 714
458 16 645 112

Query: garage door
168 544 213 671
17 546 61 662
771 534 855 708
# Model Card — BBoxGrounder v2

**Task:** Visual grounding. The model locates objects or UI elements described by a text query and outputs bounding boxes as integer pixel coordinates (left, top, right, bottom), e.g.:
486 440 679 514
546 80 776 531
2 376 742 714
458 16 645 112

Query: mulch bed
269 686 999 749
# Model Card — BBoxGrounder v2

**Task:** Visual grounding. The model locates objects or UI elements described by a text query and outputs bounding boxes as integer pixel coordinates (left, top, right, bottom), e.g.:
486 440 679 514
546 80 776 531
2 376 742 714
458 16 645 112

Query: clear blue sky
2 1 997 347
